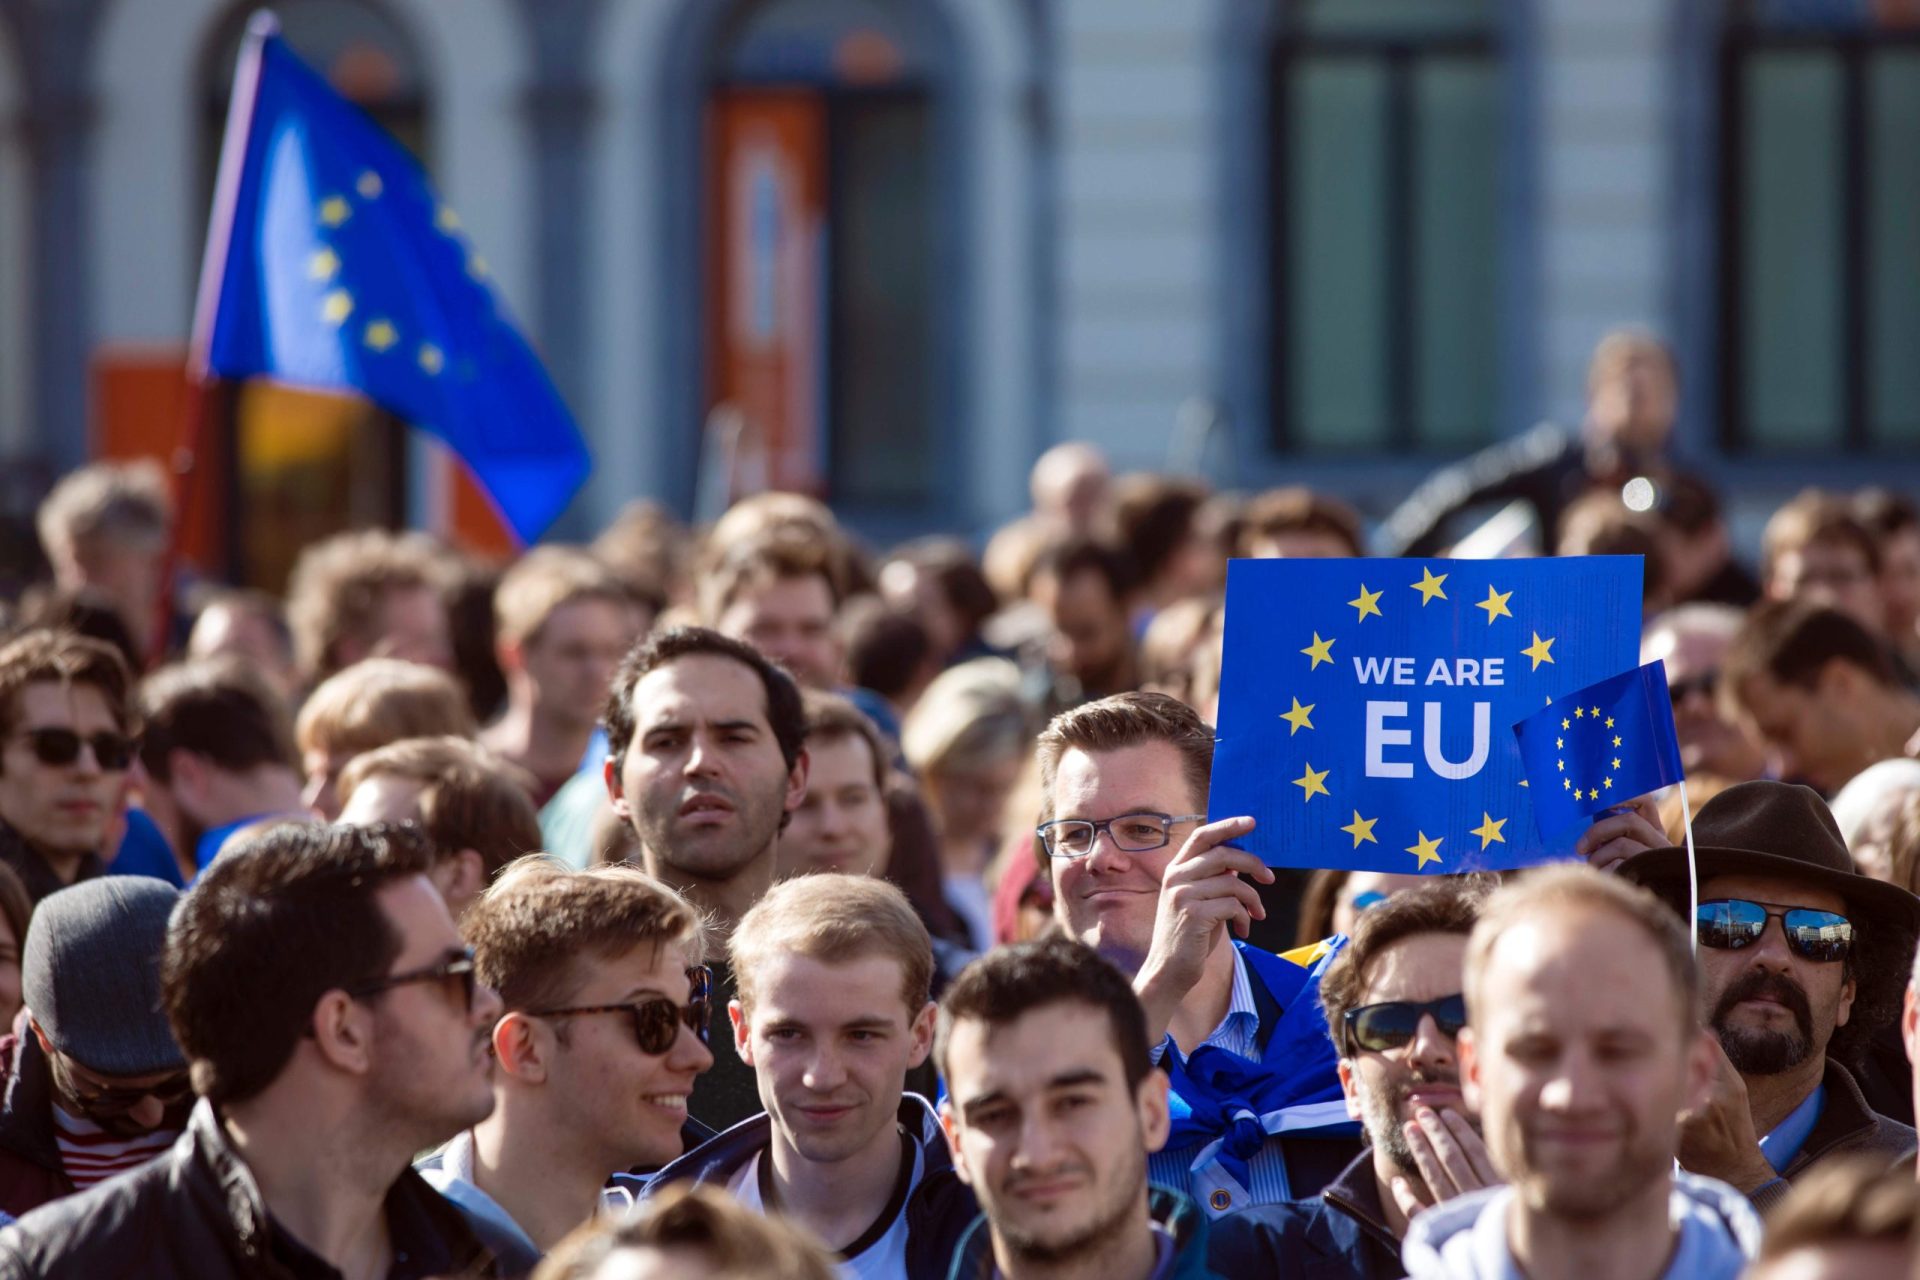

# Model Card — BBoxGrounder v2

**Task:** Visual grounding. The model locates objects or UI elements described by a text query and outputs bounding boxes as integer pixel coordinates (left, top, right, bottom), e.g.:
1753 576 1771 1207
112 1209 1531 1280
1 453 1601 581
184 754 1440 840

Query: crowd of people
0 326 1912 1277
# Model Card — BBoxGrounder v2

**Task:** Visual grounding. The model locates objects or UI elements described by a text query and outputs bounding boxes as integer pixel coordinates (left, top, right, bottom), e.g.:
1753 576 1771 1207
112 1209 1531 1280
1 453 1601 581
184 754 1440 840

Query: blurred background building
0 0 1916 587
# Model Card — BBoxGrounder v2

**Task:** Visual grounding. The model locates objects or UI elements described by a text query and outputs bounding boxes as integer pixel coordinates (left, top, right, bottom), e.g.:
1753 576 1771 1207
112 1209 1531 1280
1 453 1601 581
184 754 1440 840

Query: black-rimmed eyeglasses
346 948 480 1013
1035 813 1207 860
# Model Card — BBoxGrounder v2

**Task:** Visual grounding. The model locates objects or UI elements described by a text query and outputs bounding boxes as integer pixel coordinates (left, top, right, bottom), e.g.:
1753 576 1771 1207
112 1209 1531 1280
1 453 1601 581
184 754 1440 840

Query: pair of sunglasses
65 1069 193 1118
1343 994 1467 1055
529 965 714 1055
1695 899 1853 963
13 727 137 772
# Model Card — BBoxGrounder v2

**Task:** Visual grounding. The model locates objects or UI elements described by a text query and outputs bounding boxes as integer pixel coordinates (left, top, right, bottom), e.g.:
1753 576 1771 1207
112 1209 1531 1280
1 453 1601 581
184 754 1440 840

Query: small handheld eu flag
192 12 590 544
1512 661 1685 838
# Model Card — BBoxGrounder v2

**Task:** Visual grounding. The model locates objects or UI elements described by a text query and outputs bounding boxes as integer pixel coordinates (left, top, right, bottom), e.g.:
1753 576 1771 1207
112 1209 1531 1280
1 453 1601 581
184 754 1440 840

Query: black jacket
1207 1147 1405 1280
1378 424 1592 558
638 1093 977 1278
0 1099 496 1279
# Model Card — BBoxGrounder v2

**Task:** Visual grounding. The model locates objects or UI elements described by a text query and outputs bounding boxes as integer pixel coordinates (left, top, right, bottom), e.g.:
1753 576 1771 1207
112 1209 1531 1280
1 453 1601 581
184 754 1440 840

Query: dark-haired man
0 822 503 1278
0 630 137 904
1619 780 1918 1210
1210 880 1495 1278
1722 600 1920 795
1030 538 1138 711
604 625 809 1129
937 935 1220 1280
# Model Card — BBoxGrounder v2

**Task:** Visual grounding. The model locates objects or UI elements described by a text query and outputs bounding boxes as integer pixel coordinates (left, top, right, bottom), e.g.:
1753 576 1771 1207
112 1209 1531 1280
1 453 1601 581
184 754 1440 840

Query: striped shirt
1147 949 1298 1211
52 1105 177 1192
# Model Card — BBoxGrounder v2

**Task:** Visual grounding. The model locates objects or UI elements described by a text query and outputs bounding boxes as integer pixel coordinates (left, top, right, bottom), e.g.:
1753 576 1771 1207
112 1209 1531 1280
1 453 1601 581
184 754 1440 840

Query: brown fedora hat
1619 779 1920 942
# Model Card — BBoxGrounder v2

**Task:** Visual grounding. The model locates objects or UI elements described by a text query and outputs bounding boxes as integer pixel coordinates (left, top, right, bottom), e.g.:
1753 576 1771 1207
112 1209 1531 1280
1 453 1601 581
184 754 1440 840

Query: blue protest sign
1209 557 1643 873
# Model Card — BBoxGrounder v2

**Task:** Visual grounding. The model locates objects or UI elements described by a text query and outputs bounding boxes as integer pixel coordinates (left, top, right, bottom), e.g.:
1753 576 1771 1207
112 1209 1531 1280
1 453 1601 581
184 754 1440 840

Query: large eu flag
1513 661 1685 838
1209 556 1642 874
197 18 590 543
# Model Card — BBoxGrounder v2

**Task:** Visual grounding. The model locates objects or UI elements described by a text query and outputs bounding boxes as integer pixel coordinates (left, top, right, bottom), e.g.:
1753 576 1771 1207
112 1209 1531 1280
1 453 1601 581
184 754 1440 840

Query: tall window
1722 0 1920 452
199 0 424 590
707 0 942 509
1268 0 1501 453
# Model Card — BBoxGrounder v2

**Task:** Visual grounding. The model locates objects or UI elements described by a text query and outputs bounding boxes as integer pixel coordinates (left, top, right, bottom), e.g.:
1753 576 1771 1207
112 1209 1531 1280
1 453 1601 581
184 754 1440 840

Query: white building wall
0 27 27 455
87 0 534 353
1053 0 1220 469
1535 0 1674 428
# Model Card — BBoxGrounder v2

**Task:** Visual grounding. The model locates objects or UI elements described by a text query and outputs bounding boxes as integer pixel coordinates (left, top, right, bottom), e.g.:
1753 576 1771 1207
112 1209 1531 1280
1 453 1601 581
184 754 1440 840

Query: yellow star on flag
1405 831 1444 869
1613 735 1622 748
307 247 340 282
1279 698 1315 735
1612 758 1621 769
436 205 462 233
1555 737 1564 749
1574 707 1585 719
1292 762 1330 803
1411 568 1448 605
1470 813 1508 849
418 343 445 375
1341 811 1378 848
1522 632 1556 670
1476 585 1513 623
356 170 383 199
467 252 490 280
1590 706 1601 718
363 319 399 352
320 290 353 324
1603 778 1613 790
318 195 351 227
1605 717 1615 728
1348 584 1383 622
1561 718 1570 730
1563 778 1572 790
1301 633 1335 669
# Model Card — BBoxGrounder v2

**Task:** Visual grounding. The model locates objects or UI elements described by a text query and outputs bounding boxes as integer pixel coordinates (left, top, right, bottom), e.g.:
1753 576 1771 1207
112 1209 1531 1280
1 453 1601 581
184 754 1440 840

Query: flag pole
153 10 278 667
1679 778 1699 955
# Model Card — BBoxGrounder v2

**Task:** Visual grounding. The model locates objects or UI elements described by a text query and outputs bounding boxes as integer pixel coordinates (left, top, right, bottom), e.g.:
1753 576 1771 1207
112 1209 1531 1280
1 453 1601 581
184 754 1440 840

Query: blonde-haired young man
418 858 713 1273
641 874 976 1278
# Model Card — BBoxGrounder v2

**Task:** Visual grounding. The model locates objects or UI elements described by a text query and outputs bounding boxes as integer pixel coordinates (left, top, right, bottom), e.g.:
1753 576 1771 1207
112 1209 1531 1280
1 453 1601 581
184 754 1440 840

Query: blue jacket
638 1093 977 1278
947 1185 1220 1280
1207 1147 1404 1280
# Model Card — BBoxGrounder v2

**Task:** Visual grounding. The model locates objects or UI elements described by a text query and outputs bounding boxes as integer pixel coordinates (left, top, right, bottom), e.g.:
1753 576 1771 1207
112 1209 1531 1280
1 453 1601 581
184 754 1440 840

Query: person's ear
308 990 375 1077
433 850 488 915
1137 1066 1172 1155
492 1012 546 1084
495 638 524 678
1904 985 1918 1063
729 999 753 1067
1835 969 1857 1030
906 1001 937 1070
1815 657 1861 700
940 1102 973 1187
783 746 810 816
605 756 631 821
1458 1026 1482 1114
167 750 210 804
1337 1057 1363 1121
1684 1028 1718 1113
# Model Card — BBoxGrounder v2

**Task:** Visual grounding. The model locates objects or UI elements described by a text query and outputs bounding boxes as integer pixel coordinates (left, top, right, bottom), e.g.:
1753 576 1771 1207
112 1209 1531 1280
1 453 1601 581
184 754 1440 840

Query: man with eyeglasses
1616 780 1919 1210
0 878 188 1218
0 630 138 905
1211 879 1496 1279
0 821 504 1279
417 858 713 1273
1035 691 1358 1216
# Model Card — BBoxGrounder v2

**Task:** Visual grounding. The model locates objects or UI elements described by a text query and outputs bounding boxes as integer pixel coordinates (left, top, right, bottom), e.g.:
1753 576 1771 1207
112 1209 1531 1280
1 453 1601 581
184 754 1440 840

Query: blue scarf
1162 938 1355 1210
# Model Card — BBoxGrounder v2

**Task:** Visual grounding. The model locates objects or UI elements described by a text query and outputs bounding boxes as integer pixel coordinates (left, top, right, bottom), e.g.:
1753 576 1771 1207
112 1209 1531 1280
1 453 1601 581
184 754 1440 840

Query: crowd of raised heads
0 324 1911 1277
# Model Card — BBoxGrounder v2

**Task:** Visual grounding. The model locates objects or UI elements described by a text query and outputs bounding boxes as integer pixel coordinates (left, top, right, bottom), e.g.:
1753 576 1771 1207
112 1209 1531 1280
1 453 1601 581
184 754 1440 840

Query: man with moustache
604 626 809 1129
1617 780 1918 1208
1401 866 1762 1280
1210 879 1497 1278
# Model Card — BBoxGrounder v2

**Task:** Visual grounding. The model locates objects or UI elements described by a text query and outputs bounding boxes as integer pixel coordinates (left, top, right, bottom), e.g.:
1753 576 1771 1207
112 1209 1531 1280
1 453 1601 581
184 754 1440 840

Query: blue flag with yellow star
201 25 590 542
1513 660 1683 838
1210 557 1642 873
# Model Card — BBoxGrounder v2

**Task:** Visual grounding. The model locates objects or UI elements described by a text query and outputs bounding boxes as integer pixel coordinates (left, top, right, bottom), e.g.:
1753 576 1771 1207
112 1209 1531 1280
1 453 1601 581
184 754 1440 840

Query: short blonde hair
464 858 706 1014
294 658 475 760
536 1183 835 1280
493 545 635 650
901 658 1029 777
1464 864 1697 1036
36 459 172 568
285 529 448 681
729 874 932 1019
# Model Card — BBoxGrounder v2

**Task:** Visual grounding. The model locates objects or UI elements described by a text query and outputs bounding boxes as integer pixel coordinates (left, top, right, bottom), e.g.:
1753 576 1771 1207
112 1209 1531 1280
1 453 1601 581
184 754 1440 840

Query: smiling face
609 654 806 888
543 939 713 1171
1463 904 1710 1223
1338 932 1472 1176
732 951 933 1170
1696 873 1855 1077
0 681 128 859
940 1000 1168 1268
1048 741 1202 972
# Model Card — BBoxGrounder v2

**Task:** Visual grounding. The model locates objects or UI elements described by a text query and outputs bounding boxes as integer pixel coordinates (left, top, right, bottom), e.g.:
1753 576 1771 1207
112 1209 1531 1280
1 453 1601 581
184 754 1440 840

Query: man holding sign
1035 693 1359 1218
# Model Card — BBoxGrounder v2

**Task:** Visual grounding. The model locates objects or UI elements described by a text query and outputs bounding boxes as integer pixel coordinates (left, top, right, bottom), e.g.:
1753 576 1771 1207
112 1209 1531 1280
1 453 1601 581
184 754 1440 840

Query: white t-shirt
726 1143 926 1280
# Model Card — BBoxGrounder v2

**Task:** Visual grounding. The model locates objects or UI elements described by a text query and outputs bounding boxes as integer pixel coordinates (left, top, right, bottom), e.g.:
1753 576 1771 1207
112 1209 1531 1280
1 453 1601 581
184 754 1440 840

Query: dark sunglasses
50 1055 193 1119
346 949 480 1012
528 965 713 1055
14 727 137 772
1667 672 1719 706
1343 994 1467 1055
1695 899 1853 963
